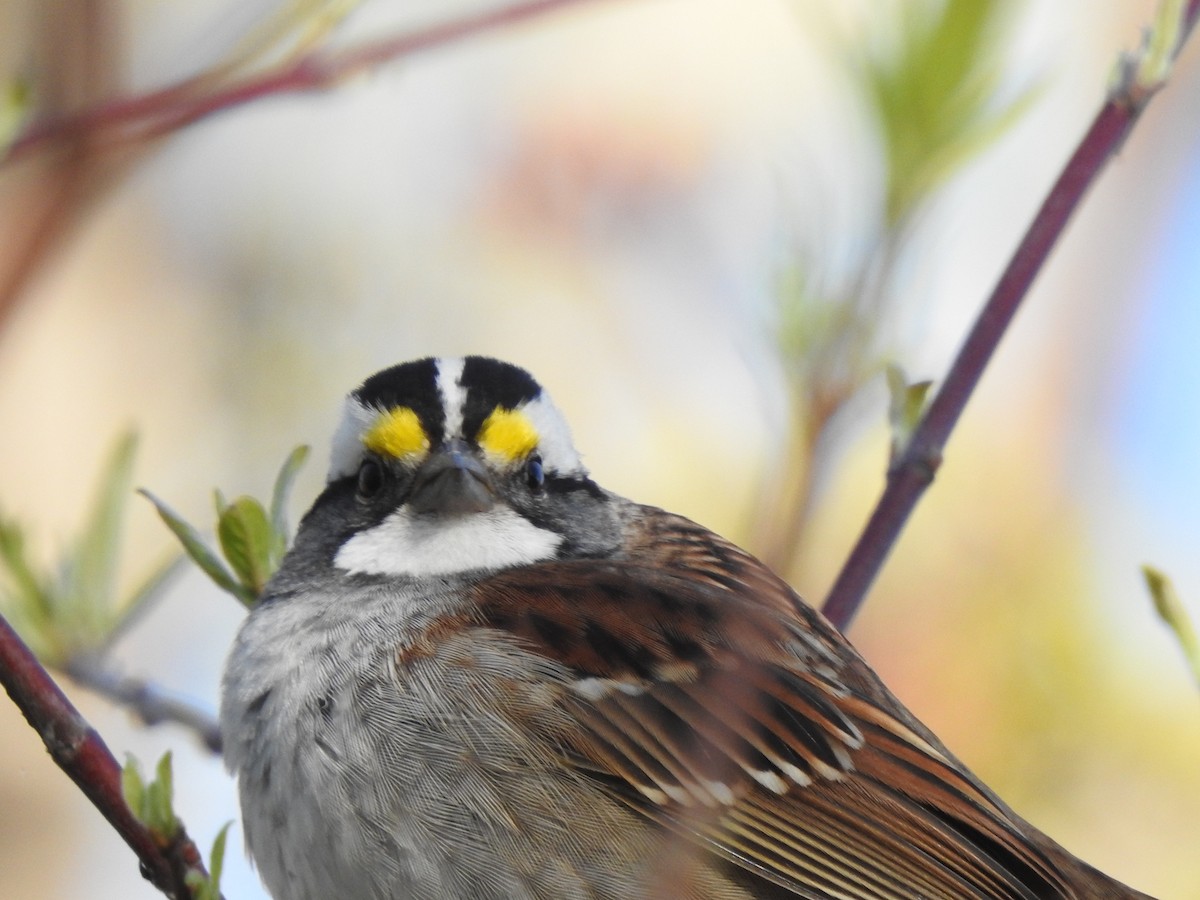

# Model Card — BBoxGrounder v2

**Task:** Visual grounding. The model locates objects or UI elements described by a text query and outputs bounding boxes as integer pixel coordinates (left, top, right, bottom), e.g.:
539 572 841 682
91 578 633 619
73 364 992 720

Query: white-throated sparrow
220 356 1150 899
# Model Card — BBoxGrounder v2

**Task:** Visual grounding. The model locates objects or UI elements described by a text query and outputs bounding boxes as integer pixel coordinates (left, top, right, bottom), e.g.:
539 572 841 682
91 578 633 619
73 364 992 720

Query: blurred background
1 0 1198 896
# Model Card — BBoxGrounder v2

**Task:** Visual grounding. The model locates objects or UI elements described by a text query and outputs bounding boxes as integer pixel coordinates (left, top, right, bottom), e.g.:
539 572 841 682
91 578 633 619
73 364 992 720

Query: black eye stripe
544 474 606 500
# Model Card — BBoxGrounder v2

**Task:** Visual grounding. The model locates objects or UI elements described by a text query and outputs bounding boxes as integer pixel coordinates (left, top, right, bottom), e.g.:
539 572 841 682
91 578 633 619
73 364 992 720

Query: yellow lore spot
363 407 429 460
478 407 539 461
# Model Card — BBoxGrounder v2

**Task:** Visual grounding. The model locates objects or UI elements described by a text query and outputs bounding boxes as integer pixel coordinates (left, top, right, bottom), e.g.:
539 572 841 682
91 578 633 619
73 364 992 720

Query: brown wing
468 510 1125 900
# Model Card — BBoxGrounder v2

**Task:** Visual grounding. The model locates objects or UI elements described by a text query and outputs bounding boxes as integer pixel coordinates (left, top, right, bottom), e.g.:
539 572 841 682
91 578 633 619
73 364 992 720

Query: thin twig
0 612 212 899
0 0 600 331
0 5 604 890
3 0 600 166
821 1 1200 631
65 655 223 754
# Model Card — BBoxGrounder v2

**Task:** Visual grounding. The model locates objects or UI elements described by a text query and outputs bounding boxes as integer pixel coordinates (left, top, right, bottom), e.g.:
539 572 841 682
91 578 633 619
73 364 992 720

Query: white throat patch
334 507 562 577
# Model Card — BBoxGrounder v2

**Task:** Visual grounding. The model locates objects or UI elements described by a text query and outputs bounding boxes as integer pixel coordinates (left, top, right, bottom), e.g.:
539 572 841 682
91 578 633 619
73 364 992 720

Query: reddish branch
0 0 599 333
3 0 598 165
2 0 1197 886
0 4 601 893
0 613 210 898
821 1 1200 631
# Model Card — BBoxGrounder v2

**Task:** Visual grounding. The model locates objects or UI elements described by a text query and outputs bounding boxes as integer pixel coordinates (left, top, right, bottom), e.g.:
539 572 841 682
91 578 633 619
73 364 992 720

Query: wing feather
466 510 1139 898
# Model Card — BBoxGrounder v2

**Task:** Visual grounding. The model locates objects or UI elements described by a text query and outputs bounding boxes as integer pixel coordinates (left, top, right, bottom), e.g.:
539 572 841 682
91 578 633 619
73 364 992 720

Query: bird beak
408 440 495 515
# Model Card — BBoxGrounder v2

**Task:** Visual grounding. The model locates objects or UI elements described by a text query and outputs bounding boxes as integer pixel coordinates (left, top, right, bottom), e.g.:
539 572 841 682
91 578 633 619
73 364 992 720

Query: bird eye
356 459 385 498
526 454 545 491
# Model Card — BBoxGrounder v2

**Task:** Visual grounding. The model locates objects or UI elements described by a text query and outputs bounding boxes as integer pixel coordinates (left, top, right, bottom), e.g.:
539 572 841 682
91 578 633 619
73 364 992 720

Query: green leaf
184 821 233 900
886 364 934 460
149 751 179 837
3 434 146 662
140 489 252 605
61 432 139 639
0 77 30 154
121 755 146 819
124 751 180 840
0 516 57 659
1137 0 1186 89
122 752 178 838
269 445 309 566
855 0 1038 225
0 515 44 605
72 433 137 595
144 444 311 607
217 496 274 598
1143 564 1200 687
209 821 231 883
3 432 193 667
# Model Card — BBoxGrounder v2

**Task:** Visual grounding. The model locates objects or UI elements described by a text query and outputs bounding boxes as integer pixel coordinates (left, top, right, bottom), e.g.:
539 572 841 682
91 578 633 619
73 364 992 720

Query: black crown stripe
353 357 446 447
460 356 543 442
